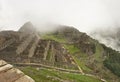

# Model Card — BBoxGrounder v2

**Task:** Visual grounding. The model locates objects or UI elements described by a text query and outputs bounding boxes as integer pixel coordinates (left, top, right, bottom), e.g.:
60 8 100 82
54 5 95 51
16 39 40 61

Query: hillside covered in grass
21 66 102 82
40 26 120 82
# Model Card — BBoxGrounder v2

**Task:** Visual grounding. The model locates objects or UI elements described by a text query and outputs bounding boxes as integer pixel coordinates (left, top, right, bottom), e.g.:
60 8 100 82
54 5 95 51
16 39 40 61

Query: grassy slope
63 44 92 73
21 66 102 82
41 34 92 73
41 33 120 82
41 34 66 43
102 44 120 77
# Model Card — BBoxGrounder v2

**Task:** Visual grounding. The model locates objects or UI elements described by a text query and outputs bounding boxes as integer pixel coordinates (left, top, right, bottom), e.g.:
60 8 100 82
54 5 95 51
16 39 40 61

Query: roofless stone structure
0 22 78 70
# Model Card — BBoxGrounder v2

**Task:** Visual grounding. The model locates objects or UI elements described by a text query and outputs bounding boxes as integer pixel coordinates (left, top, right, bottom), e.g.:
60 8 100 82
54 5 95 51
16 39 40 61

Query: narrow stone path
13 62 107 82
0 60 35 82
13 63 81 74
71 56 84 74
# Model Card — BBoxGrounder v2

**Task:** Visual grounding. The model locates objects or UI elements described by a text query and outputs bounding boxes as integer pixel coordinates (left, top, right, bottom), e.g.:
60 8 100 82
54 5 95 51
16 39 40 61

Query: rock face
0 60 34 82
19 22 36 34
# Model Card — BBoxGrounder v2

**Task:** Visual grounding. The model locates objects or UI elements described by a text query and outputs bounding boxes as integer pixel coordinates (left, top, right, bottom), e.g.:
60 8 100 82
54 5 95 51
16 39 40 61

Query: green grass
63 44 80 54
41 34 66 43
73 56 92 73
41 34 102 74
74 43 104 73
63 44 92 73
93 43 104 62
21 66 102 82
46 50 52 60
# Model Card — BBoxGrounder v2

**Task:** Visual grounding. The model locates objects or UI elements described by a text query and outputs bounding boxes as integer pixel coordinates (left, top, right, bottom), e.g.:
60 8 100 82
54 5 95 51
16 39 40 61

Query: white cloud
0 0 120 32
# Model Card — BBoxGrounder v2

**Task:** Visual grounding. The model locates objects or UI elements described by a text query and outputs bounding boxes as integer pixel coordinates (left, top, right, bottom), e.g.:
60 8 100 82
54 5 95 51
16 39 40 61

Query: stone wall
0 60 35 82
16 34 35 55
28 35 40 58
0 38 15 51
19 33 28 41
43 40 51 60
49 44 55 65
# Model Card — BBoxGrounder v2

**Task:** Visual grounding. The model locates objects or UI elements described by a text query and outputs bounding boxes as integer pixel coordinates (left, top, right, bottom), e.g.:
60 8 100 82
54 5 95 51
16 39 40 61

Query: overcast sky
0 0 120 32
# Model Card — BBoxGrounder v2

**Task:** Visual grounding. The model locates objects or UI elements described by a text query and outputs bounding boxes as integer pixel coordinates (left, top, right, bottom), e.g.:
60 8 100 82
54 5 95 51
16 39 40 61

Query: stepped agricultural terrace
0 22 78 70
0 22 115 82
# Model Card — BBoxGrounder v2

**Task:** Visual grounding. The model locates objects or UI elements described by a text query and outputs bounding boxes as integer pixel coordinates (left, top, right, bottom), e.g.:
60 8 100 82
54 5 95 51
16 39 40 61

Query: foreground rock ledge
0 60 35 82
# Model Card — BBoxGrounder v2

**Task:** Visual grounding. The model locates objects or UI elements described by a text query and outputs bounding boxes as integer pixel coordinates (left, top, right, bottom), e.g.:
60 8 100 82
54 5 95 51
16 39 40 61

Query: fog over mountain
1 1 120 81
90 27 120 51
1 0 120 51
0 0 120 32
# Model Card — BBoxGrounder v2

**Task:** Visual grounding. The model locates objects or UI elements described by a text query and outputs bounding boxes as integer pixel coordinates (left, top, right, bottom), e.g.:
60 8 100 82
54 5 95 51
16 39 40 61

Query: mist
0 0 120 33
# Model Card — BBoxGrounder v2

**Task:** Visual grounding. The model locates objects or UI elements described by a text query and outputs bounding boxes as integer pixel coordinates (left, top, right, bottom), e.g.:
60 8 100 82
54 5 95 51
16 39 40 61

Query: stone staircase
0 60 34 82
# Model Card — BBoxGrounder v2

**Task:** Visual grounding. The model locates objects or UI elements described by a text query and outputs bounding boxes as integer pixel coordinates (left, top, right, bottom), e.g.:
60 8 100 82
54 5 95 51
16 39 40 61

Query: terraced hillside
41 26 120 82
0 23 79 70
0 22 119 82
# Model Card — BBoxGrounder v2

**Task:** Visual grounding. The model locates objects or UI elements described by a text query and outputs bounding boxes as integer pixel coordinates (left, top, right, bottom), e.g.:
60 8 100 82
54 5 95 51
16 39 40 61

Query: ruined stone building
0 22 78 70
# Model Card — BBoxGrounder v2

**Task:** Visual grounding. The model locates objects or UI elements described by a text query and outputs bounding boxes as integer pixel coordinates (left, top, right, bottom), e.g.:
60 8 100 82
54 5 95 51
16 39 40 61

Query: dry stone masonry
16 34 35 55
0 60 34 82
0 22 78 70
28 35 40 58
0 38 15 51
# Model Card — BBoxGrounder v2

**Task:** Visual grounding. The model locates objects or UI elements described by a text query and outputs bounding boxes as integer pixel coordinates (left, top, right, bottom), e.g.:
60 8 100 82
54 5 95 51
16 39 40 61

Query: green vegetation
41 34 66 43
42 33 93 73
102 44 120 77
46 50 52 60
21 66 102 82
73 56 92 73
93 43 104 62
63 44 80 54
40 33 120 81
63 43 92 73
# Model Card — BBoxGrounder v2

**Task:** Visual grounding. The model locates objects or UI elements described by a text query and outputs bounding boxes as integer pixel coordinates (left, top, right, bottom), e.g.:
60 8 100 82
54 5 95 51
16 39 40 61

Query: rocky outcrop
0 60 35 82
19 22 36 34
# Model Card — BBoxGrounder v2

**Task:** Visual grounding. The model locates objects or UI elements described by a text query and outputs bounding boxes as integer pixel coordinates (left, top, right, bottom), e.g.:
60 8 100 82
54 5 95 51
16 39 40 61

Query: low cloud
90 27 120 51
0 0 120 33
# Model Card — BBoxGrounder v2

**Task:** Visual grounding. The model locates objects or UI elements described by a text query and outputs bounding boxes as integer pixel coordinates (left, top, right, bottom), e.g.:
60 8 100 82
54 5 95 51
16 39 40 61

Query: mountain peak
19 22 36 33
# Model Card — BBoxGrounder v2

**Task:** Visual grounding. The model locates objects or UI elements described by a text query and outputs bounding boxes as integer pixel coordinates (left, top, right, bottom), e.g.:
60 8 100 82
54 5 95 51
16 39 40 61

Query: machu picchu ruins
0 22 78 70
0 60 34 82
0 22 120 82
